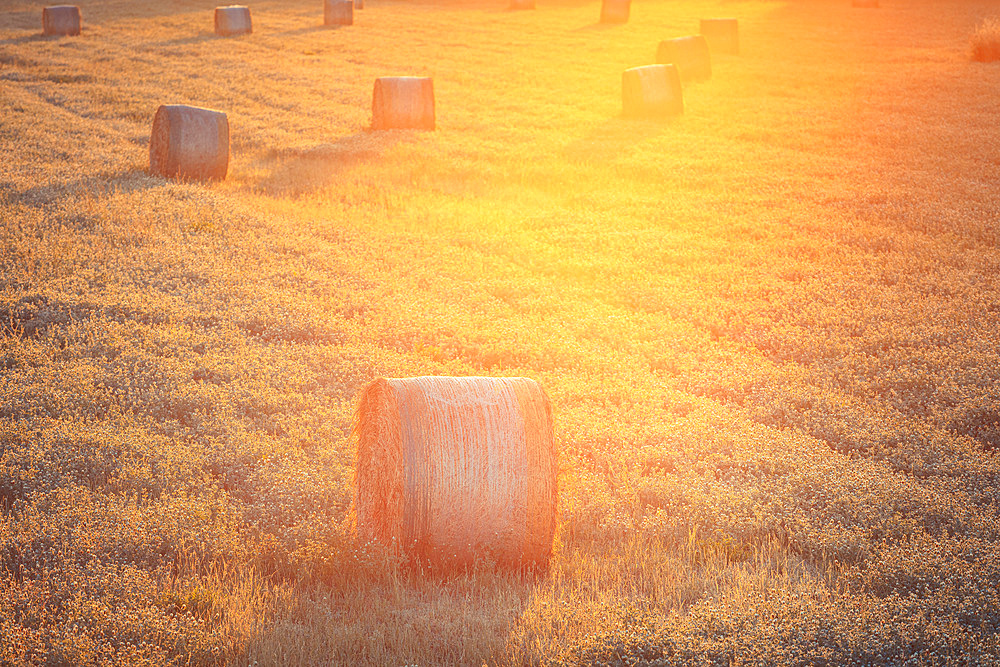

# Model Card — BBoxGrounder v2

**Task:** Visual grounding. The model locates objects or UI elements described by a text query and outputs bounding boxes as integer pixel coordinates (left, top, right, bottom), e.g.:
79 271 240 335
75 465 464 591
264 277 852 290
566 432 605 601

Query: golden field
3 0 1000 663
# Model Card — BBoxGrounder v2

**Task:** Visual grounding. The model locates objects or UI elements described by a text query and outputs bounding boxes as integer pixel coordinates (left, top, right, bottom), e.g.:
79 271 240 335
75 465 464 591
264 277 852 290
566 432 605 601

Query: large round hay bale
510 0 536 10
324 0 353 25
600 0 630 24
215 5 252 36
623 64 683 117
852 0 878 7
42 5 81 36
372 77 435 130
700 18 739 55
149 105 229 180
656 35 711 82
354 376 557 569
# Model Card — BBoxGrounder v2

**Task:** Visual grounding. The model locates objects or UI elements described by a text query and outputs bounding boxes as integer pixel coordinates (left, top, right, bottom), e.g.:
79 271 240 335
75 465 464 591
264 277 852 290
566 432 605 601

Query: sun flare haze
3 0 1000 664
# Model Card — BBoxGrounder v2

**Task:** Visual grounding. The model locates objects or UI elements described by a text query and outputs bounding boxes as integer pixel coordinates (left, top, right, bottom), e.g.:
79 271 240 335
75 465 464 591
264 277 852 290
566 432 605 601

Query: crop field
3 0 1000 664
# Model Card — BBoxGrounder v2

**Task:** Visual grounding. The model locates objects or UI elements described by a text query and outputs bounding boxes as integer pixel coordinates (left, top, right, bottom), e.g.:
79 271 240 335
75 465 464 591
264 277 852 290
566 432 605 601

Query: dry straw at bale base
324 0 354 26
354 376 557 569
656 35 711 82
215 6 252 36
42 5 81 36
372 77 435 130
622 64 683 117
700 18 739 55
600 0 630 24
149 105 230 180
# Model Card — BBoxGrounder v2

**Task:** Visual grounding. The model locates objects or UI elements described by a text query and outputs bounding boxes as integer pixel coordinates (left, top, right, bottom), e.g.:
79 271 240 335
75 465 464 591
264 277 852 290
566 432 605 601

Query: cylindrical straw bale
623 64 683 117
42 5 81 36
324 0 354 25
510 0 536 9
852 0 878 7
656 35 711 81
600 0 630 24
354 376 557 569
149 105 230 180
372 77 435 130
700 18 739 55
215 6 252 36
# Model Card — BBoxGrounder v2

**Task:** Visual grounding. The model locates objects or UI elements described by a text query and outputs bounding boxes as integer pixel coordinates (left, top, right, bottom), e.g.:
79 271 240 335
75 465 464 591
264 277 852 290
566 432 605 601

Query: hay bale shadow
252 131 411 197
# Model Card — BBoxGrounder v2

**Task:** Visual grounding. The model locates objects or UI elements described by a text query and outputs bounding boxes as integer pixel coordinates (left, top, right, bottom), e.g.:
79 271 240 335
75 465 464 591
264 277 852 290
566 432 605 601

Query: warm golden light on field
3 0 1000 664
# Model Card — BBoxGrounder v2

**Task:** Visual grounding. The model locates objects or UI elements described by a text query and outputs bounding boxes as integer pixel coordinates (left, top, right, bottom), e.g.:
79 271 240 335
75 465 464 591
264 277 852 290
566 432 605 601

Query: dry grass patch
971 18 1000 62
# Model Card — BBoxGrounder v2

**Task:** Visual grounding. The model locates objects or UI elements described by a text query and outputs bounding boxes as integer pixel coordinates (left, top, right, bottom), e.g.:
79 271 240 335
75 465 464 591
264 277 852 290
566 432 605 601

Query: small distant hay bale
700 18 739 55
42 5 81 36
324 0 354 26
971 18 1000 62
510 0 535 10
600 0 630 24
354 376 557 569
851 0 878 7
214 6 252 36
622 64 683 117
656 35 711 81
149 105 230 180
372 77 435 130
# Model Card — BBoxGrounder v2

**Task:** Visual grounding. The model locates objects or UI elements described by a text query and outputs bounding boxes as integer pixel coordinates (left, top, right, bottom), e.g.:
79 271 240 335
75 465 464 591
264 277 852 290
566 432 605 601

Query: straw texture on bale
510 0 536 10
215 6 252 36
354 0 364 8
354 376 557 569
622 64 683 117
324 0 353 26
372 77 435 130
600 0 630 24
149 105 230 180
42 5 81 36
852 0 878 6
656 35 711 82
700 18 739 55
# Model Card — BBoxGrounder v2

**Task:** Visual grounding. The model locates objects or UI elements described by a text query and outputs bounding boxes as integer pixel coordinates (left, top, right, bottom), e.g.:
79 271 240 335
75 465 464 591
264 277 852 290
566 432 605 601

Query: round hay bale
324 0 353 26
852 0 878 7
623 64 683 117
656 35 711 82
700 18 739 55
372 77 435 130
354 376 557 569
510 0 536 9
42 5 81 36
215 5 252 36
149 105 230 181
600 0 630 24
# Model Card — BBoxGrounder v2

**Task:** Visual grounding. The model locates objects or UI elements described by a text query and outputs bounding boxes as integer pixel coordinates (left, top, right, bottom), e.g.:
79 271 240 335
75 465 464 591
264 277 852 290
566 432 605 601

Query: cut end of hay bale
324 0 354 26
971 18 1000 62
700 18 739 55
354 376 557 570
510 0 536 10
149 105 230 181
600 0 630 24
215 6 252 36
623 64 683 117
656 35 711 82
372 77 435 131
42 5 81 36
